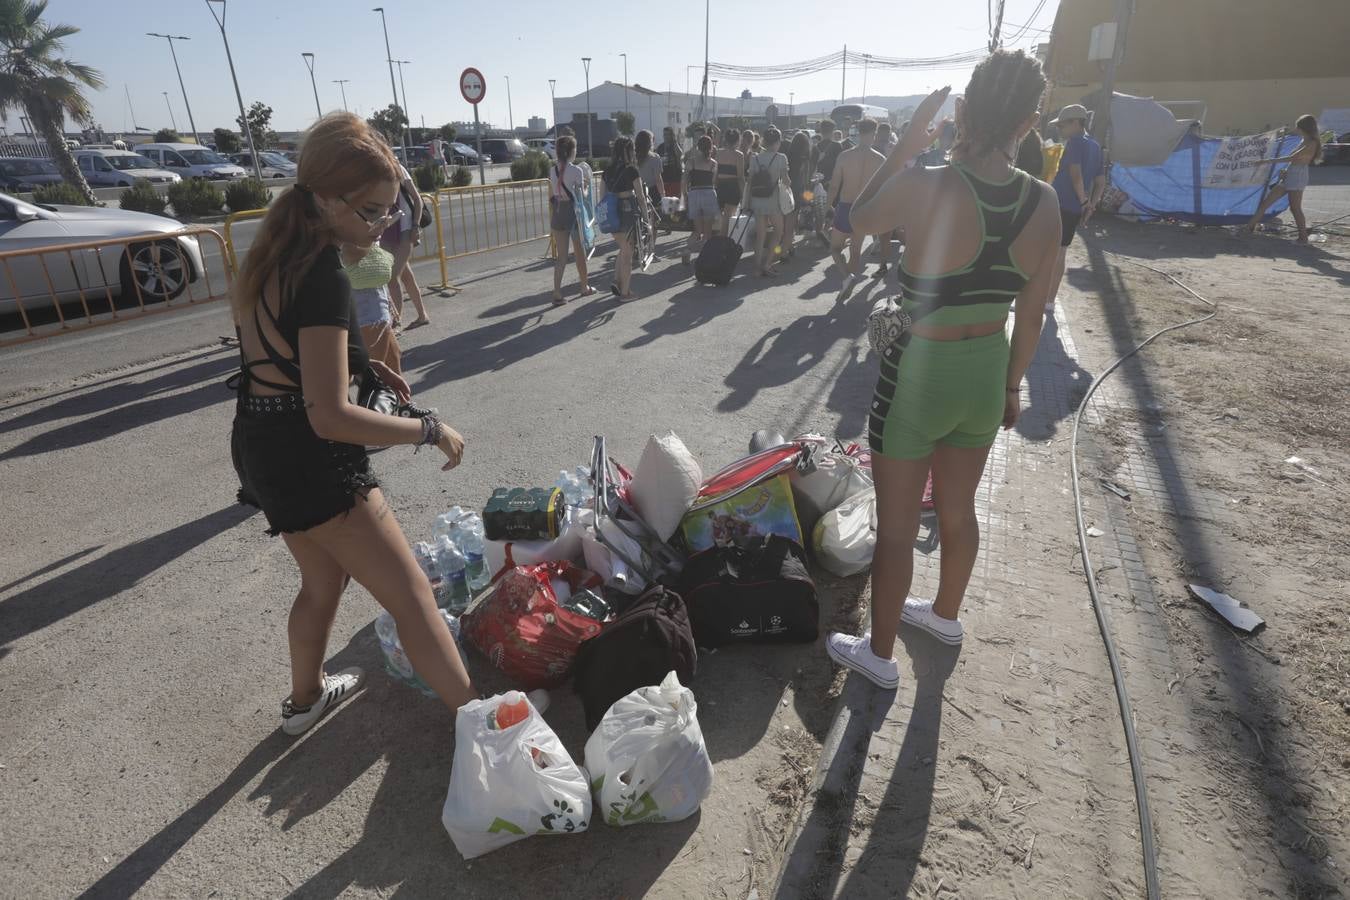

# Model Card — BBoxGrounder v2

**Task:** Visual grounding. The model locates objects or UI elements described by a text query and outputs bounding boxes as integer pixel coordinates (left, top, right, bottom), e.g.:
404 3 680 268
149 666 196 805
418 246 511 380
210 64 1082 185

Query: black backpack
572 586 698 731
749 154 776 198
675 535 818 647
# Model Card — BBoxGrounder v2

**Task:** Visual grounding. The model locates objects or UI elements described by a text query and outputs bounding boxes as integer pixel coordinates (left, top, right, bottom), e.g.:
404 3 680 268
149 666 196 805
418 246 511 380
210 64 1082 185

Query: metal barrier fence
426 179 553 264
0 226 233 348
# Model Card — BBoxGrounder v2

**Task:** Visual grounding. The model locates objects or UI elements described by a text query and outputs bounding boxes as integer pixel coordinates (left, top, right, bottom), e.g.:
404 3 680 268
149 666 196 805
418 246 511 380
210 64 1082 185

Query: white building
551 82 778 139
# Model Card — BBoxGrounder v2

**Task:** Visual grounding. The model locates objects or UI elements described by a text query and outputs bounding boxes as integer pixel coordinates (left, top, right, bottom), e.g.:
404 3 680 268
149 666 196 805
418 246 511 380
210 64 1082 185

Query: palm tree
0 0 104 204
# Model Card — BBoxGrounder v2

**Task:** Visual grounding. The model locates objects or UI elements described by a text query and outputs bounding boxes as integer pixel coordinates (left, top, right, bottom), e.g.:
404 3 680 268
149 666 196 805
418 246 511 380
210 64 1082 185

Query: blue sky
55 0 1056 136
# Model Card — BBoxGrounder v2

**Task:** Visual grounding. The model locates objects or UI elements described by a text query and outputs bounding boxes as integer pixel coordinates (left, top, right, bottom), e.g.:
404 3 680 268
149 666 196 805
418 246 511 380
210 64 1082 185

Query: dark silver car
76 150 181 187
0 157 64 193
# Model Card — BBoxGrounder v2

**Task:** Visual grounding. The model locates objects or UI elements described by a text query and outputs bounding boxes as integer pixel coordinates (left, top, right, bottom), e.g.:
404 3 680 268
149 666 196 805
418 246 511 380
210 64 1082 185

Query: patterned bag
867 293 912 354
461 561 605 689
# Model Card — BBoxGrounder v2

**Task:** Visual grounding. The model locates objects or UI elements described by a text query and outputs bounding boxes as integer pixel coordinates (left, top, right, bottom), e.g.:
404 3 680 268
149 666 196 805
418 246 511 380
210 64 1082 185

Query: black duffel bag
572 585 698 732
675 534 818 647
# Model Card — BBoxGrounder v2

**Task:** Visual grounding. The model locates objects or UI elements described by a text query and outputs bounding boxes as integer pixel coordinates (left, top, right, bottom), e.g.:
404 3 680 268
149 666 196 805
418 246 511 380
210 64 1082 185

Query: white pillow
628 431 702 542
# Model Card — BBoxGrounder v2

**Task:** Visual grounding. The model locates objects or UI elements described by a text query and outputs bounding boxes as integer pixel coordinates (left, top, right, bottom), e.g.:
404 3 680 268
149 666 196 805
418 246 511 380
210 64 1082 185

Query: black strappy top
238 245 369 394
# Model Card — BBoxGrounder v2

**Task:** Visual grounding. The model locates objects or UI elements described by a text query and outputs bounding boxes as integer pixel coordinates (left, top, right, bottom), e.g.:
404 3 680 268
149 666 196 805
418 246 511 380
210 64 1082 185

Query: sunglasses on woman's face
341 195 402 232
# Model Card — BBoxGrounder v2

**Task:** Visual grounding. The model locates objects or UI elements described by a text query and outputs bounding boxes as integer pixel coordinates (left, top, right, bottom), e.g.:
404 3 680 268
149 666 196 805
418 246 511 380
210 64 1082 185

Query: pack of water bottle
555 465 592 509
412 507 493 615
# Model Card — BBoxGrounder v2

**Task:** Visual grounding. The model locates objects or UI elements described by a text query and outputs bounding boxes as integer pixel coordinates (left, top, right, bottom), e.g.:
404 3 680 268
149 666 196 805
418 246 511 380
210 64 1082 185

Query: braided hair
951 49 1047 162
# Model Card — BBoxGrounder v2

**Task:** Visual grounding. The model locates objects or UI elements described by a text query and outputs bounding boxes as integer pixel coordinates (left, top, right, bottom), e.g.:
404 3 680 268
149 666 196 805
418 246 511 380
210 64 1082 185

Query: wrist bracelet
415 413 442 453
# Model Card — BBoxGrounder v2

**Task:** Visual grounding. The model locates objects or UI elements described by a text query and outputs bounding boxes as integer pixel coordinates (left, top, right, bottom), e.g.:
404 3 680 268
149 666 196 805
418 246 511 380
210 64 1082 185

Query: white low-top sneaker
826 632 900 689
900 598 964 645
526 689 551 716
281 667 366 736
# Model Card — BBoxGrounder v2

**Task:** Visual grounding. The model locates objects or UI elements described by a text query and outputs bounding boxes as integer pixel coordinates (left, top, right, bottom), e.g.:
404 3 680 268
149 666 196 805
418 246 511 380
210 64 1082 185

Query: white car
76 150 181 187
0 192 205 315
525 138 556 160
230 151 297 179
135 143 246 180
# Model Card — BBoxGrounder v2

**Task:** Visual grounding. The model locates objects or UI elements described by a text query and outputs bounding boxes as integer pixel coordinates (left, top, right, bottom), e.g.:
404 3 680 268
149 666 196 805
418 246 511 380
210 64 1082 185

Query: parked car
1324 133 1350 166
230 151 297 178
449 142 484 165
0 157 65 193
0 191 205 314
393 146 435 168
525 138 556 160
134 143 246 180
280 150 300 163
478 138 527 163
76 150 181 187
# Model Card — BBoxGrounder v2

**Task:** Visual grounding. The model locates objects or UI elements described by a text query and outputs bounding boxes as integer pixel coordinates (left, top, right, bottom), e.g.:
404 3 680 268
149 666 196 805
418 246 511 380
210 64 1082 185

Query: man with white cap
1046 104 1104 312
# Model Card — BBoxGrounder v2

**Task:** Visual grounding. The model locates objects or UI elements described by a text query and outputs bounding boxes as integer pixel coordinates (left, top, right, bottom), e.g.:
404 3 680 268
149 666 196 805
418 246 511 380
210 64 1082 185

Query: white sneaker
826 632 900 689
838 273 861 302
526 688 551 716
281 667 365 736
900 598 964 645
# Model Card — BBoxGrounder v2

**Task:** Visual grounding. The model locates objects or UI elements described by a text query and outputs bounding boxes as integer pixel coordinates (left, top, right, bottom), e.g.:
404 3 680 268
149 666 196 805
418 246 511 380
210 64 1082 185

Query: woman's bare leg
306 488 477 712
280 531 350 705
868 453 931 660
399 261 429 324
571 232 593 292
1289 190 1309 241
929 442 995 620
551 229 569 299
1246 185 1287 232
616 233 634 296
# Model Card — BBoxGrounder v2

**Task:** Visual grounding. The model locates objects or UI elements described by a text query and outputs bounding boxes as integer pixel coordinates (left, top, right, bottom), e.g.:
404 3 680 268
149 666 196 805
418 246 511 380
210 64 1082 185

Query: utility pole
373 7 411 151
702 0 709 118
332 79 350 111
841 45 847 105
581 57 592 157
1096 0 1135 159
162 92 178 132
548 79 556 130
789 91 794 129
620 52 628 113
204 1 263 180
301 52 321 118
147 33 200 144
505 74 514 133
862 54 870 106
393 60 413 144
711 79 718 125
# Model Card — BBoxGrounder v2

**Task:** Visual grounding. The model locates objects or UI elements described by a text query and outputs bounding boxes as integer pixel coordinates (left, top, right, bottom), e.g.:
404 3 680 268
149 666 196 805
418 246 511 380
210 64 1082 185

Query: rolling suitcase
694 217 752 286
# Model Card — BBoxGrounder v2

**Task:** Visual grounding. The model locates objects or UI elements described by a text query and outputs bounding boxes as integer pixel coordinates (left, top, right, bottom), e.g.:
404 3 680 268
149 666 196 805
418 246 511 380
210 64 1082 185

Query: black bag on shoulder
749 154 775 198
675 534 818 647
572 585 698 732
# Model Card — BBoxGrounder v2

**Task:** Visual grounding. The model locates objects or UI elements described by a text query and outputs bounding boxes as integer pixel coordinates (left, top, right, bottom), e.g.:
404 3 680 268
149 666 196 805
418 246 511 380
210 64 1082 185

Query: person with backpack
746 127 791 277
657 126 684 201
379 163 431 328
635 129 666 236
782 130 812 258
547 135 597 305
681 134 720 266
599 135 651 300
715 128 746 237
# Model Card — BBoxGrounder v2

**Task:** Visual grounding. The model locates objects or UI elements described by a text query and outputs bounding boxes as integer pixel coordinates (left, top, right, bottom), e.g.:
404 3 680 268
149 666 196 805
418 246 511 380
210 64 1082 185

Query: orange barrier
0 226 232 348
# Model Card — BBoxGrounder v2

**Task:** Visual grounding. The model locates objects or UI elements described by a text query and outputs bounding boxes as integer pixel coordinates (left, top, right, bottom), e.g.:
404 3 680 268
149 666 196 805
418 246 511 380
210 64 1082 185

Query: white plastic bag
812 487 877 577
584 671 714 827
791 450 874 527
580 517 647 595
442 692 592 859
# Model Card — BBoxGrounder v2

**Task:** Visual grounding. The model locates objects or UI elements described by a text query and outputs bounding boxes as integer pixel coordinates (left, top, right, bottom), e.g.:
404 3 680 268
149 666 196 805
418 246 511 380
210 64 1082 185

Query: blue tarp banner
1111 132 1303 225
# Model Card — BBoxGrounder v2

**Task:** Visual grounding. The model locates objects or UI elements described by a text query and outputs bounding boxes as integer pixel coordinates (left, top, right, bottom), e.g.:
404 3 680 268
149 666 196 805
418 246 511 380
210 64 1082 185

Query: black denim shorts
230 393 378 535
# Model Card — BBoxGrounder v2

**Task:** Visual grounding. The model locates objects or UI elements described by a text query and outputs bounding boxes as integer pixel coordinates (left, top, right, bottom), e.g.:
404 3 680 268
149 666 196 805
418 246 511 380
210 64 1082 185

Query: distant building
551 81 777 147
1044 0 1350 135
527 116 546 133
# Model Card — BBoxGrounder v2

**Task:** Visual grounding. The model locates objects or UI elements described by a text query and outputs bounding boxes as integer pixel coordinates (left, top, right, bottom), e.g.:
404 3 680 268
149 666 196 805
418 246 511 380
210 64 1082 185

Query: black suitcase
675 535 818 647
694 217 752 286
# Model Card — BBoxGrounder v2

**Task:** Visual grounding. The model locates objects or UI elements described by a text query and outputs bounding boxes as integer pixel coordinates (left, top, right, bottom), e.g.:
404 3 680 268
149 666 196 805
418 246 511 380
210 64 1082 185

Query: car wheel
120 240 189 303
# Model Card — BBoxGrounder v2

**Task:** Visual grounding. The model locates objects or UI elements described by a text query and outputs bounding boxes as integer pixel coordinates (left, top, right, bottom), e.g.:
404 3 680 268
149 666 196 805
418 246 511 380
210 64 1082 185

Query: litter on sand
1100 479 1132 500
1187 584 1265 634
1086 526 1106 537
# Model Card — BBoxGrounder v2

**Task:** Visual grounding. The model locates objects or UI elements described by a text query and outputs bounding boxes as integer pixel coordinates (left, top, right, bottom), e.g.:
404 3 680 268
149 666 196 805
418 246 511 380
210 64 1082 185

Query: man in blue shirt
1047 104 1105 312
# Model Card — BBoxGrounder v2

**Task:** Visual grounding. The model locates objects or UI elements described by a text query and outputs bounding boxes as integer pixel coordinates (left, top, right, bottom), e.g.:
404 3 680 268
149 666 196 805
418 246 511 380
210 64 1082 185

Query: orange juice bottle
493 696 531 730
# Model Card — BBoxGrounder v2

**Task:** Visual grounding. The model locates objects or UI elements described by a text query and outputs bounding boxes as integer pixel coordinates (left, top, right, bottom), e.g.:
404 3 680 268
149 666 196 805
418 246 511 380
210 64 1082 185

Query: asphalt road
0 233 875 897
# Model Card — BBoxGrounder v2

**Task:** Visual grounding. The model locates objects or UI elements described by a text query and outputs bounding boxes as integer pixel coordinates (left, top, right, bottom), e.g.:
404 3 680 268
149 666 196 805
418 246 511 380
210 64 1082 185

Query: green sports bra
342 245 394 291
897 163 1040 327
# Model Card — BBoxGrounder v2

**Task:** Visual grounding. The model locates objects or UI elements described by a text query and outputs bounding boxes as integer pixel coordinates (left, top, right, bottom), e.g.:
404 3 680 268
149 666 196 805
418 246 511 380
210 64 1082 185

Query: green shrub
32 183 91 206
413 161 446 192
512 151 551 182
119 179 169 215
224 177 272 213
450 166 472 187
167 179 225 218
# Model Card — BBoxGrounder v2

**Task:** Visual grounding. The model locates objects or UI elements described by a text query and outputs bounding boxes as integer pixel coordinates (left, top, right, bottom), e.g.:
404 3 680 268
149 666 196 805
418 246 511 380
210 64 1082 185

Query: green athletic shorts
868 329 1010 460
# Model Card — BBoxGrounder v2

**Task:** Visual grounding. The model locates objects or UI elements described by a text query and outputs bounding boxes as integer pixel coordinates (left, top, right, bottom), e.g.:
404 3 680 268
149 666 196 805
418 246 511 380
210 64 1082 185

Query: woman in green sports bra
826 50 1064 689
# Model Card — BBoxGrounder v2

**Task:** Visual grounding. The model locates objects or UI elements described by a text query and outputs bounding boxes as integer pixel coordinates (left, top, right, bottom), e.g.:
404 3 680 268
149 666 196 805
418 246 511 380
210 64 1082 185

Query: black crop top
240 245 369 394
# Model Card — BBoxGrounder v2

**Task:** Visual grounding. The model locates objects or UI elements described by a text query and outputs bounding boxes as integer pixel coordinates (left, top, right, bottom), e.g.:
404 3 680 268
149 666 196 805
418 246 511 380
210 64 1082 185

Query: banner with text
1202 130 1281 189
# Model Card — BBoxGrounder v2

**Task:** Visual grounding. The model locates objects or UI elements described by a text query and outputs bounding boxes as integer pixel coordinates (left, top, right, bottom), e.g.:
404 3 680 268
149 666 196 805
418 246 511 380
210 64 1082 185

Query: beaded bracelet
415 413 442 453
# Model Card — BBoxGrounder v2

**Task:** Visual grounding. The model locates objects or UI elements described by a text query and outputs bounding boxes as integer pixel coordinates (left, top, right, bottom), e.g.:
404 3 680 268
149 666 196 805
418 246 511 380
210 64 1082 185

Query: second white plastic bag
584 671 714 827
812 487 877 577
442 692 591 859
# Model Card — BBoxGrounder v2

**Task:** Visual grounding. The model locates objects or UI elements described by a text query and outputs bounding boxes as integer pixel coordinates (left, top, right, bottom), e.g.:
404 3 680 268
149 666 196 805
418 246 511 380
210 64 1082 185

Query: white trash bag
442 691 591 859
812 487 877 577
791 447 873 528
584 671 714 827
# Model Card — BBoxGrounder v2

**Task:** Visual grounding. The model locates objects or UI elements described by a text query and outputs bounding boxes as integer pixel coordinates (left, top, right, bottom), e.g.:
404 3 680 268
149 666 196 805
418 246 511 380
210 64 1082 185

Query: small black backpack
749 154 776 198
572 586 698 732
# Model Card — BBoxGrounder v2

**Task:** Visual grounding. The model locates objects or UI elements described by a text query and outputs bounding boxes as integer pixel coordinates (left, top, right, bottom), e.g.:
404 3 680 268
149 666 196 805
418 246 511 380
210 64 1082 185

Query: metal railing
0 226 232 348
426 179 554 264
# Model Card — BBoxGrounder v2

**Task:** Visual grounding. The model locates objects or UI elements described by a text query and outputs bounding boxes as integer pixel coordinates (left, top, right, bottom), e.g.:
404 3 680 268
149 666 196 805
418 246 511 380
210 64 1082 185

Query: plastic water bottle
432 506 465 542
459 515 491 592
436 536 470 614
555 465 592 508
412 541 445 601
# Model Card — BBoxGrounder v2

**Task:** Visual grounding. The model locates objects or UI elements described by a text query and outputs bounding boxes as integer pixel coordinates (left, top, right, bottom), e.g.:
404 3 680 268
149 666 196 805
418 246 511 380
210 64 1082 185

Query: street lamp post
711 79 718 125
620 52 628 114
301 52 321 118
161 92 178 132
147 33 200 145
581 57 592 157
332 79 350 111
548 79 556 131
393 60 413 144
372 7 411 151
862 53 871 106
204 1 263 181
505 75 514 133
789 91 794 129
